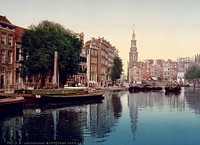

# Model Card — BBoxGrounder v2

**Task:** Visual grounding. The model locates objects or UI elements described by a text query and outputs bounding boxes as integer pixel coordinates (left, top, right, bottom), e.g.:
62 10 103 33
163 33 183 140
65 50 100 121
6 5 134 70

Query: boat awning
151 77 158 81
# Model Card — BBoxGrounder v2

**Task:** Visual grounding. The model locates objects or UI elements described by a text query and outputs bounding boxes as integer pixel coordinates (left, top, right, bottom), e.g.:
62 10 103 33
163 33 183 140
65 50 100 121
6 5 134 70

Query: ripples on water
1 88 200 145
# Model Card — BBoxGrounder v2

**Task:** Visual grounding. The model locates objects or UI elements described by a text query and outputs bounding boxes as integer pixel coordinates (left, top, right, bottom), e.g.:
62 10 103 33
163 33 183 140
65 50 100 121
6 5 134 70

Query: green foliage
31 89 84 95
20 20 83 87
111 56 123 82
185 66 200 80
185 66 200 87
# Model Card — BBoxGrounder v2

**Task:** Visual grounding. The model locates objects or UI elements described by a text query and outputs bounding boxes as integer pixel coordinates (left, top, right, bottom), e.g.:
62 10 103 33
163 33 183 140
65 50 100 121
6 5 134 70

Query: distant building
129 66 142 84
177 57 194 84
195 54 200 66
68 32 87 87
128 28 142 84
128 28 138 67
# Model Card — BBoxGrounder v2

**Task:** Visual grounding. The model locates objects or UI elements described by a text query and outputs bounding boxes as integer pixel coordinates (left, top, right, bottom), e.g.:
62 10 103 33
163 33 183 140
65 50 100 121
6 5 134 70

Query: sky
1 0 200 73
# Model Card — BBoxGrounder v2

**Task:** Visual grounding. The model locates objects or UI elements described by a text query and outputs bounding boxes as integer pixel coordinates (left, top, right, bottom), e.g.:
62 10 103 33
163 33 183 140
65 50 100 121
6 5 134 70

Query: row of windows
0 49 13 64
101 68 106 74
78 65 87 73
0 68 4 74
1 32 13 46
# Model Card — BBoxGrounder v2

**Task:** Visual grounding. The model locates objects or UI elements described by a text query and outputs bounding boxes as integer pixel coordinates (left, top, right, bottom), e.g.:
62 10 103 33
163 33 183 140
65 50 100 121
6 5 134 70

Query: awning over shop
151 77 158 81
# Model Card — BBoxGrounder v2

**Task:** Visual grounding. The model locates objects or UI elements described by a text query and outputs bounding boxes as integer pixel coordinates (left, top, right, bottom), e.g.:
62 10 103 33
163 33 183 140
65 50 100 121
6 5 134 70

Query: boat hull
129 85 162 93
40 92 104 103
0 97 25 109
165 86 181 92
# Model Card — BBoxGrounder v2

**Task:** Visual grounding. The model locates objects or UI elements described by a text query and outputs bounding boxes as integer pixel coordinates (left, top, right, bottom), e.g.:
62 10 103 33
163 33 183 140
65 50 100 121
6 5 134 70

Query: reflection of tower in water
127 94 139 140
127 93 154 140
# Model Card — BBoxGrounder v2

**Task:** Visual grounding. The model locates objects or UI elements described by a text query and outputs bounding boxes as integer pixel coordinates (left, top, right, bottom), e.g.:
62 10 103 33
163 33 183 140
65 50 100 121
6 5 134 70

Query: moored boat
39 91 104 103
0 96 25 109
129 85 162 93
165 83 181 93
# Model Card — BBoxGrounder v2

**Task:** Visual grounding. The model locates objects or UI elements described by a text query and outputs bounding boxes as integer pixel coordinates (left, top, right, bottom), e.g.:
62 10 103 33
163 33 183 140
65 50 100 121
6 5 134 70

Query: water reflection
127 89 200 144
185 87 200 114
1 89 200 145
0 92 122 144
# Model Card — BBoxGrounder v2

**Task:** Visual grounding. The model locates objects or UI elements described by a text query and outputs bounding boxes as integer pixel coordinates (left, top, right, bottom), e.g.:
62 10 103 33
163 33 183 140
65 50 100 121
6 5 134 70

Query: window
8 68 12 85
16 68 19 83
1 50 6 63
91 65 97 72
91 58 97 63
29 76 33 83
16 48 20 61
0 68 5 74
1 32 6 45
49 77 52 83
8 50 12 64
8 35 13 46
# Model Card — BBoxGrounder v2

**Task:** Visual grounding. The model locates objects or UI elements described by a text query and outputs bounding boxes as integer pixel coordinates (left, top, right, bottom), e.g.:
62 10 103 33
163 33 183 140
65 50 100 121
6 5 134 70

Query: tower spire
129 25 138 67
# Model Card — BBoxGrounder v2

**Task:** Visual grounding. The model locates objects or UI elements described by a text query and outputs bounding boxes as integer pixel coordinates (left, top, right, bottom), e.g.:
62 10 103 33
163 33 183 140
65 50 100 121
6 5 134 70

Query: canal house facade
0 16 15 90
85 37 117 86
0 16 27 90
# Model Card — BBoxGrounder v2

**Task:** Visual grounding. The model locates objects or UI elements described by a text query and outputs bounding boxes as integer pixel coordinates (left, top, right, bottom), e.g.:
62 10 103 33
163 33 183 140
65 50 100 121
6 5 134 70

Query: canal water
1 88 200 145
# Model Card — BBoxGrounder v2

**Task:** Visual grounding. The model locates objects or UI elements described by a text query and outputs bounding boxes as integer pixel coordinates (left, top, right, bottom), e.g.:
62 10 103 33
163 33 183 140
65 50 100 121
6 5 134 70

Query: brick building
0 15 26 90
0 16 15 90
85 37 117 86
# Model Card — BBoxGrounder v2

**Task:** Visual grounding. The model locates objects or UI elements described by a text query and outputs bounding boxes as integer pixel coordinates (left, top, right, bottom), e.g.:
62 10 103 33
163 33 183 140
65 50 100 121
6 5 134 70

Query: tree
20 20 82 88
111 56 123 85
185 66 200 87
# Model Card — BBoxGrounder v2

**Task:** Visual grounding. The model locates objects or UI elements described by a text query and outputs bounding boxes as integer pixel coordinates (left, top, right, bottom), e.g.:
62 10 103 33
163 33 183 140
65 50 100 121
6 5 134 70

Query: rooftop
0 15 12 24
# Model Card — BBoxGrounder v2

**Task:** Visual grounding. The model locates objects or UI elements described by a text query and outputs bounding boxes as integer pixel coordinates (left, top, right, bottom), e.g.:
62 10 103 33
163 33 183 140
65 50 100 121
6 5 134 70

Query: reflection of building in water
0 107 85 144
85 93 122 138
0 117 23 144
185 88 200 114
165 91 186 111
0 93 122 144
127 91 186 139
